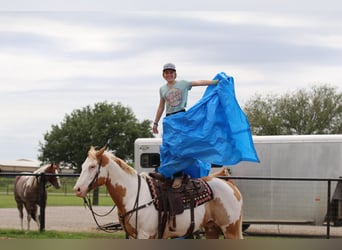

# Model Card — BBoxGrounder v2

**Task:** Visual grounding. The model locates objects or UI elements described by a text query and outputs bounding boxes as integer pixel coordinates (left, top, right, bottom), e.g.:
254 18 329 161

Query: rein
83 196 117 233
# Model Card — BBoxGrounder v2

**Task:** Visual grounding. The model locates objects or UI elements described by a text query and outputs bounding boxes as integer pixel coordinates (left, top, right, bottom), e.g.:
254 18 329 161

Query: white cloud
0 9 341 160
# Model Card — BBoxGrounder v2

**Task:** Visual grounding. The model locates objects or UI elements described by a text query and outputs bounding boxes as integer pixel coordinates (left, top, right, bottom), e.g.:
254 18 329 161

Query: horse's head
49 163 61 189
73 145 108 198
35 163 61 189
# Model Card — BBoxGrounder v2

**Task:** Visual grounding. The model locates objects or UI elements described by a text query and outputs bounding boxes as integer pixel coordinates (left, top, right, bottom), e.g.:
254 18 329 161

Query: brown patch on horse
201 199 230 234
208 198 230 224
99 153 110 167
96 176 107 187
202 199 242 239
95 145 106 158
95 146 109 166
106 182 127 212
106 181 137 237
224 215 243 239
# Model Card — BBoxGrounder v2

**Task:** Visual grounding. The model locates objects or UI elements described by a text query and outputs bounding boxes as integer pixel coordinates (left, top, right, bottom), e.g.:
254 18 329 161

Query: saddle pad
146 177 214 211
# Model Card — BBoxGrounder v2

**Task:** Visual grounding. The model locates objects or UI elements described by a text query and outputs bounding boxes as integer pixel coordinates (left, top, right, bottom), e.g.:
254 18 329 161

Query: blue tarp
158 72 259 179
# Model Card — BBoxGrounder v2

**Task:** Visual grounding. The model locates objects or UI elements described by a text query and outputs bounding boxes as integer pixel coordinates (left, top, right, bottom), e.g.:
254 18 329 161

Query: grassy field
0 175 114 208
0 228 125 239
0 193 114 208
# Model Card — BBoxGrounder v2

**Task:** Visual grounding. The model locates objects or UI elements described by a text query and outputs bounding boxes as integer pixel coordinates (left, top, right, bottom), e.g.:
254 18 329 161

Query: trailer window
141 153 160 169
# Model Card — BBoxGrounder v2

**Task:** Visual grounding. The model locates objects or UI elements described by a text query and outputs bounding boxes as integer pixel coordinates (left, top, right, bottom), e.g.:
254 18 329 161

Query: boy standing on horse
151 63 219 187
152 63 219 134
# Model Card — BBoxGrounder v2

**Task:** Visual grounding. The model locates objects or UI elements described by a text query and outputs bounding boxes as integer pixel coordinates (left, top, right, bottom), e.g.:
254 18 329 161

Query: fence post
39 172 46 232
326 180 332 239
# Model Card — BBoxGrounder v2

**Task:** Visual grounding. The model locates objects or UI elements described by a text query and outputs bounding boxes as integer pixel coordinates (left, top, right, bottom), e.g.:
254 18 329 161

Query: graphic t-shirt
159 80 192 114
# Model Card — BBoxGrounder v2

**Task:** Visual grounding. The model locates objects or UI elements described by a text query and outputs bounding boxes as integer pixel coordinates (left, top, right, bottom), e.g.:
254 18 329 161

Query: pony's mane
110 153 137 176
33 164 50 174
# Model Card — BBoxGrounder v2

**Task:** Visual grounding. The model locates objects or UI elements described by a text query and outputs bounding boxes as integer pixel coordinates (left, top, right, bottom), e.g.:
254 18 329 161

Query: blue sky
0 1 341 160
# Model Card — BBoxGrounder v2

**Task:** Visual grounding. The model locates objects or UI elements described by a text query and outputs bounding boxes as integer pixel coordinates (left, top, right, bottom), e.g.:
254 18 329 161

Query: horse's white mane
33 164 50 174
108 152 137 176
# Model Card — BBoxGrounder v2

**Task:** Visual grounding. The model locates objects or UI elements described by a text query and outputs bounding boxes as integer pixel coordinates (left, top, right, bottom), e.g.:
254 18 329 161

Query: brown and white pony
14 163 61 230
73 146 243 239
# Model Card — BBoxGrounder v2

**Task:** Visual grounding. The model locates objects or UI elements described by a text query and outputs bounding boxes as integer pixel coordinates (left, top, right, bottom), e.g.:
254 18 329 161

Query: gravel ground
2 206 342 238
0 206 119 232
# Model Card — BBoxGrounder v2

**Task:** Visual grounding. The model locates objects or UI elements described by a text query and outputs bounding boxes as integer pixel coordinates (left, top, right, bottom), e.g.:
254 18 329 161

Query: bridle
86 140 110 193
86 162 102 193
83 156 118 233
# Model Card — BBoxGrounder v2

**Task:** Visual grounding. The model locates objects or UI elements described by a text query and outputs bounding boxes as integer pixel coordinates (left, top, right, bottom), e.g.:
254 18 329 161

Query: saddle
146 175 213 238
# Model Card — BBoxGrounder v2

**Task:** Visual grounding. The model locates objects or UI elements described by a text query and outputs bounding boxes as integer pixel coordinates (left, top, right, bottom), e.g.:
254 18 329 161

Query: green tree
38 102 153 171
244 85 342 135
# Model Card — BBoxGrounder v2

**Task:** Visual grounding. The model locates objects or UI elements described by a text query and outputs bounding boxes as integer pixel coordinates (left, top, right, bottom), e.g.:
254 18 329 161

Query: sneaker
172 176 182 188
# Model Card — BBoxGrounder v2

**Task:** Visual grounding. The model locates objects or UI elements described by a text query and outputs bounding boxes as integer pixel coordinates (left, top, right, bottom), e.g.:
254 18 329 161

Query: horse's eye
90 165 96 169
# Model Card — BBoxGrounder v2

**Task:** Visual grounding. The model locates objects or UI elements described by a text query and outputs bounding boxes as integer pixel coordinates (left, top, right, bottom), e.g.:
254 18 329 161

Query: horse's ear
88 146 96 155
95 146 107 161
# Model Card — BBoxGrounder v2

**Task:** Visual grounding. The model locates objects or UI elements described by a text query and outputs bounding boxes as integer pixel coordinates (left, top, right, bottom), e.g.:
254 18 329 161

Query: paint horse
14 163 61 230
73 146 243 239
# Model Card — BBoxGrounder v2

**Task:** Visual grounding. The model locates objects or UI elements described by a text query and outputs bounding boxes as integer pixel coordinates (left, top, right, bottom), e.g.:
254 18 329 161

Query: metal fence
1 172 341 238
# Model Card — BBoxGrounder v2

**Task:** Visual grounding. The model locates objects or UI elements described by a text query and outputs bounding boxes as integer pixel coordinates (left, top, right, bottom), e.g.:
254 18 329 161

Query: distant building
0 159 41 172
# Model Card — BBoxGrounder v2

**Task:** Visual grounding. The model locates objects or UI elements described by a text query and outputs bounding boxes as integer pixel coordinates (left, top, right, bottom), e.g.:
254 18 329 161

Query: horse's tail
30 209 38 222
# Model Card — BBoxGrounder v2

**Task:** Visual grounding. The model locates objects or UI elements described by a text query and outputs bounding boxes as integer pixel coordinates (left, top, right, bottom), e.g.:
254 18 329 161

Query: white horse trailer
134 135 342 227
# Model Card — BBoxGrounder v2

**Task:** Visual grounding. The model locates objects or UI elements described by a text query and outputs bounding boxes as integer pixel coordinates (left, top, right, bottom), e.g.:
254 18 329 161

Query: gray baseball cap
163 63 176 71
